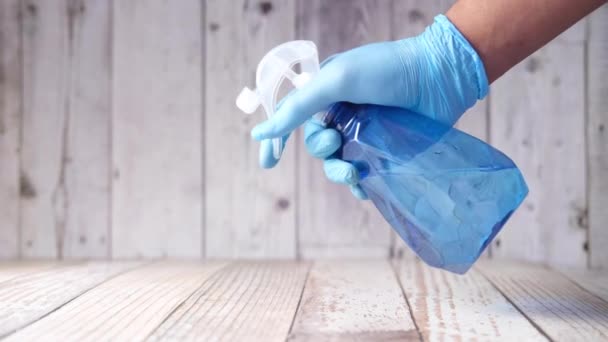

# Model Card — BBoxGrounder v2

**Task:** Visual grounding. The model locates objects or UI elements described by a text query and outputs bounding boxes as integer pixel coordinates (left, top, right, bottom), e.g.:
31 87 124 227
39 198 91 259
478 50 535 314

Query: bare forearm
447 0 606 83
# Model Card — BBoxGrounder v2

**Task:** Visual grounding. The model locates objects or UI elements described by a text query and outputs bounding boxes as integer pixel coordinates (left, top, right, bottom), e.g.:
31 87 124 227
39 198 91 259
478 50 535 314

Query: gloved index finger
250 68 340 141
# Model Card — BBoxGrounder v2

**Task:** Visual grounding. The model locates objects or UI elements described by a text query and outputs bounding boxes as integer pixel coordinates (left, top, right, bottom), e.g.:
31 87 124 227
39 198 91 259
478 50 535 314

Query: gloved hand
252 14 488 199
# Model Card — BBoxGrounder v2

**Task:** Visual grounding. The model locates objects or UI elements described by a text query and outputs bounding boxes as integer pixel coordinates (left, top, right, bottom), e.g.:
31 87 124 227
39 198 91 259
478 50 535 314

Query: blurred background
0 0 606 270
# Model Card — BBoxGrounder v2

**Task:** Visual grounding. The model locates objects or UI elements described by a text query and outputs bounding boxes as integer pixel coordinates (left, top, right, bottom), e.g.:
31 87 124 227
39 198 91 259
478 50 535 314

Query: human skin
447 0 607 83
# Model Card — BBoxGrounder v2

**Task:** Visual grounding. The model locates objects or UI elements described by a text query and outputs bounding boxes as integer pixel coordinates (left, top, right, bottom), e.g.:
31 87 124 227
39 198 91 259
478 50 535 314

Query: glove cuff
433 14 489 100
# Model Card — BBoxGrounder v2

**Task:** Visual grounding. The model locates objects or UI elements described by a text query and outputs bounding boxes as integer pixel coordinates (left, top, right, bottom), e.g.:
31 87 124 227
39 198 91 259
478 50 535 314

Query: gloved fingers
323 158 359 185
258 133 290 169
350 184 369 200
304 120 341 159
251 61 347 141
257 89 298 168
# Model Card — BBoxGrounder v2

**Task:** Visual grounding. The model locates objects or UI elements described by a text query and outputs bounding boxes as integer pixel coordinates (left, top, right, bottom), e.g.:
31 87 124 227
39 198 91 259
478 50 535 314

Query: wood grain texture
588 4 608 269
205 0 297 258
478 261 608 341
20 0 111 259
296 0 392 259
392 0 454 39
0 0 21 259
112 0 203 258
394 257 546 341
0 261 140 338
288 260 418 341
60 0 111 258
0 262 55 284
490 39 587 267
20 0 67 258
150 261 310 341
559 268 608 303
4 262 227 341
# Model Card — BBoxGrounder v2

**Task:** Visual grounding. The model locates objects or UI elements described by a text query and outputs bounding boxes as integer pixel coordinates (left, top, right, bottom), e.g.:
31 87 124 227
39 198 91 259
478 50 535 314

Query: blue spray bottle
237 41 528 274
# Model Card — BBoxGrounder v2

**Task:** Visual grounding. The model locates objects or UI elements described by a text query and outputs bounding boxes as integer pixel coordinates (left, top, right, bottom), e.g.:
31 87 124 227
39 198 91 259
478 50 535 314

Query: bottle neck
322 102 360 133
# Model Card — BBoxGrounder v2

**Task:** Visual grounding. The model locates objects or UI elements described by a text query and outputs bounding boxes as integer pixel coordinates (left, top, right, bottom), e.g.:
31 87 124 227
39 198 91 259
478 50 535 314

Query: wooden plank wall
0 0 21 259
112 0 203 258
491 20 589 267
205 0 297 259
0 1 606 268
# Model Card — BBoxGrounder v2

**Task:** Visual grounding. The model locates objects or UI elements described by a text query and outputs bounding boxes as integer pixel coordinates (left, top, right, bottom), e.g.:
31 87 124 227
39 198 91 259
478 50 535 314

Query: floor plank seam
198 263 265 339
390 259 423 342
224 263 285 339
476 268 554 341
144 261 235 340
285 261 313 341
184 263 247 337
553 267 608 306
0 261 151 340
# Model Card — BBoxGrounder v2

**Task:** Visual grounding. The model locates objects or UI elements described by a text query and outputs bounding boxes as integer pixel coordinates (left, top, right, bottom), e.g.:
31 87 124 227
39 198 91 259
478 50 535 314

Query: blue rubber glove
253 15 488 199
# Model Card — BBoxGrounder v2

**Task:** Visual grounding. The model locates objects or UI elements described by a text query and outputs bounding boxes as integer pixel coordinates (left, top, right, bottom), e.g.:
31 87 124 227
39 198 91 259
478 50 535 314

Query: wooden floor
0 259 606 341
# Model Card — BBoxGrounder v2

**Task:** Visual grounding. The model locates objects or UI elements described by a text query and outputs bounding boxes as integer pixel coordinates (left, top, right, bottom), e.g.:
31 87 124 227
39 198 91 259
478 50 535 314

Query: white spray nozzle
236 87 260 114
235 40 320 160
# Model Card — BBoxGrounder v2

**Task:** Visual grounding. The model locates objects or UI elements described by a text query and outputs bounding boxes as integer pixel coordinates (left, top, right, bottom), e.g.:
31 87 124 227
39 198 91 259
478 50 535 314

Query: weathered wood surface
0 262 55 284
0 260 607 340
0 0 21 259
19 0 111 259
5 262 226 341
296 0 392 259
588 4 608 269
112 0 203 258
478 260 608 341
560 268 608 303
151 261 309 341
490 38 588 267
60 0 111 258
205 0 297 258
394 258 547 341
288 260 419 341
0 261 140 338
20 0 68 258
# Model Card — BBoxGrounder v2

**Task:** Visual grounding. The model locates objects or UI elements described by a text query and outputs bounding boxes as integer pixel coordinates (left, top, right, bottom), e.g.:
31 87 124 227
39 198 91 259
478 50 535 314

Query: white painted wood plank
490 40 587 267
20 0 111 259
61 0 111 258
587 4 608 269
0 0 21 259
392 0 455 39
4 262 227 341
478 261 608 341
150 261 310 341
559 268 608 303
298 245 389 259
0 262 56 284
394 257 546 341
457 98 489 142
20 0 68 258
296 0 392 259
288 260 418 341
112 0 203 258
205 0 296 258
0 261 141 338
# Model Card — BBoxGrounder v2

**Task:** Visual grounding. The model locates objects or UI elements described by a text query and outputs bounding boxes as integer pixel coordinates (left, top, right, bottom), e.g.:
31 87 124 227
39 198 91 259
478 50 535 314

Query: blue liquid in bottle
323 102 528 274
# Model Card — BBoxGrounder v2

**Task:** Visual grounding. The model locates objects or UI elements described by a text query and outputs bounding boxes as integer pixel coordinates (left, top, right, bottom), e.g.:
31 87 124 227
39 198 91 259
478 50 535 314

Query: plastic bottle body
323 102 528 274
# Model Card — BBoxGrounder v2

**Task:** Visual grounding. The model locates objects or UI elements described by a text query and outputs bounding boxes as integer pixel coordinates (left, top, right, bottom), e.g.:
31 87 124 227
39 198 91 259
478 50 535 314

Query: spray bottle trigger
292 72 312 89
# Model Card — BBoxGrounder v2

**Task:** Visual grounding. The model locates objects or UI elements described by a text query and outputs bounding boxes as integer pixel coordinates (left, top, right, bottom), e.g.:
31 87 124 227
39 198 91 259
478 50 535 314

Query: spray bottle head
235 40 320 160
